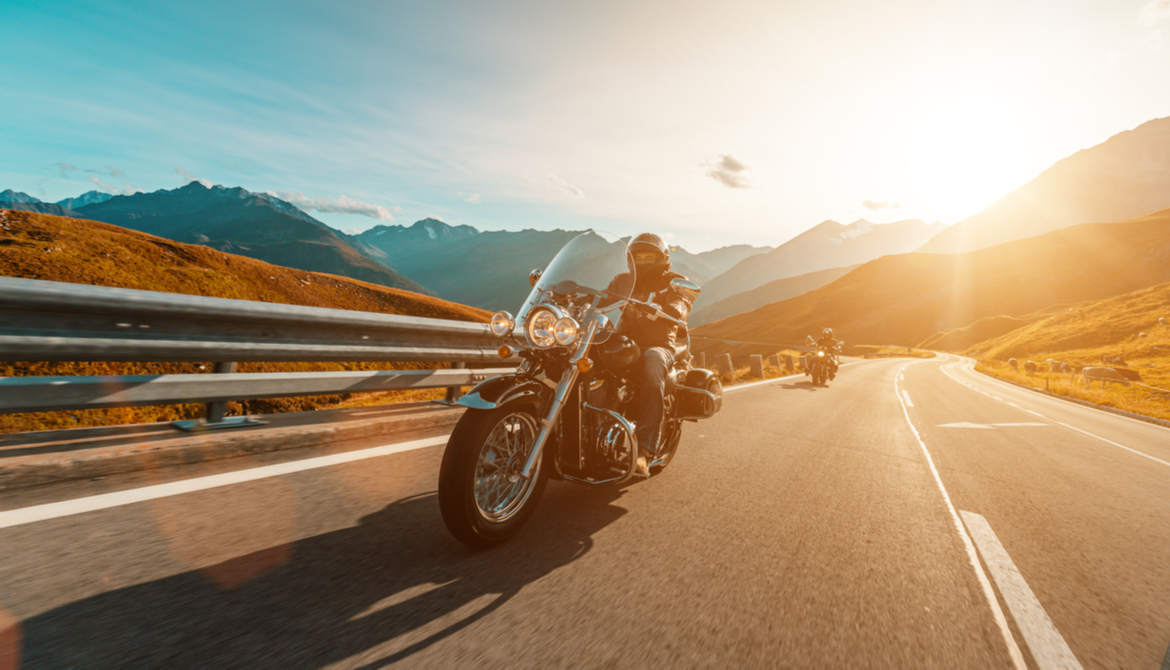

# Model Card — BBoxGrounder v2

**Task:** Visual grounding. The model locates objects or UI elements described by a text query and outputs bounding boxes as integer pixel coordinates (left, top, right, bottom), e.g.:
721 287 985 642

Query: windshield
516 230 634 336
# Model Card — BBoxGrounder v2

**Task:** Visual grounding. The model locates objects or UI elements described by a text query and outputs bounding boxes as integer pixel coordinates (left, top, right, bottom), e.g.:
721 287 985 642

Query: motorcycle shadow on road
777 380 823 392
18 483 629 669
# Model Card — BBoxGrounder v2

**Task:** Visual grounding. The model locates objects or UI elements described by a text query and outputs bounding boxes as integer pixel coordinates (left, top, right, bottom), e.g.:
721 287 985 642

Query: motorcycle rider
814 328 841 380
604 233 694 476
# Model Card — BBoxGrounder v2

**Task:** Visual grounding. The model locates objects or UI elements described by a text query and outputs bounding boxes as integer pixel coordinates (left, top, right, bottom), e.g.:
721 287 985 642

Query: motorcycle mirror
669 278 701 301
552 279 579 295
528 268 543 287
591 313 613 344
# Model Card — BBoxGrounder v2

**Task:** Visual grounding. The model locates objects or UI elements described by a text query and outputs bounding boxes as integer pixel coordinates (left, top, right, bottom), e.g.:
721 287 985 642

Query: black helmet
822 328 834 338
628 233 670 275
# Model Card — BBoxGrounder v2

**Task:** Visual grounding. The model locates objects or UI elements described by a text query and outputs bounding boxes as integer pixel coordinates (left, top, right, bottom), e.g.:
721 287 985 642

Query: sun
909 99 1027 222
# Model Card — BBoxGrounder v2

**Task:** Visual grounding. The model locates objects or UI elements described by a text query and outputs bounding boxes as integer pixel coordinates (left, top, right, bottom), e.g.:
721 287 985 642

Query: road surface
1 355 1168 668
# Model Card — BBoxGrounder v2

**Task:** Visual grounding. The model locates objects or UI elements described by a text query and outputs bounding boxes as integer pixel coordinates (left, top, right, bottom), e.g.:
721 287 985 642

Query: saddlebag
675 368 723 420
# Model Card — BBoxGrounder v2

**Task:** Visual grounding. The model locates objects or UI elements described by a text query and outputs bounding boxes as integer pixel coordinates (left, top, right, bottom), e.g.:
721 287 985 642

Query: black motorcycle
804 336 840 386
438 231 723 547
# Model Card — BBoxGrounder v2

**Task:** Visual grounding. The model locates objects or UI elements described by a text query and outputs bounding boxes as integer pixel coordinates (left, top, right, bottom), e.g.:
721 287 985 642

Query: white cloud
87 175 141 195
548 174 585 198
1141 0 1170 25
465 193 481 203
703 153 752 189
862 199 903 210
270 191 399 220
175 168 212 187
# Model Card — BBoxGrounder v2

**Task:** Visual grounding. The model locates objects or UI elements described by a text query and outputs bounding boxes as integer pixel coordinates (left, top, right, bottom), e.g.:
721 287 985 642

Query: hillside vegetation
0 209 489 433
967 280 1170 422
693 208 1170 362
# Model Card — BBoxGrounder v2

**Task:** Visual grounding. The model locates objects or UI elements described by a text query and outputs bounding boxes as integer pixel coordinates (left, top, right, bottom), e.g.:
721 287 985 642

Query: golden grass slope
693 208 1170 362
0 209 490 433
968 281 1170 422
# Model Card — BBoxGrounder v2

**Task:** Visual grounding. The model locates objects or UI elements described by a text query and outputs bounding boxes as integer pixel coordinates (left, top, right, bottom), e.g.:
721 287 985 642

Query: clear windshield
516 230 634 335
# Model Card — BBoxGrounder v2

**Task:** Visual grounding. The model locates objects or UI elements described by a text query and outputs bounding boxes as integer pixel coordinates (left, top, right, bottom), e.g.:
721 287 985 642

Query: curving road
1 355 1168 669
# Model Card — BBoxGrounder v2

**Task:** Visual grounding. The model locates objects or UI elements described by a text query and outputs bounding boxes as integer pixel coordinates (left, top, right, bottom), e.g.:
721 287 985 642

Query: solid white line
941 357 1170 469
894 362 1027 670
0 435 449 531
901 390 914 407
953 357 1170 435
722 359 875 393
960 511 1082 669
1055 421 1170 469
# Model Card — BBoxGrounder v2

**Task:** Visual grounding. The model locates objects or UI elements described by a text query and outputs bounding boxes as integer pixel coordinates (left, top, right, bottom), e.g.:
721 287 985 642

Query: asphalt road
1 355 1168 669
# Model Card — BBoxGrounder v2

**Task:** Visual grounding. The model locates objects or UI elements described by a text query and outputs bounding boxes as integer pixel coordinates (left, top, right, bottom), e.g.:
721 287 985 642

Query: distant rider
604 233 694 476
815 328 841 380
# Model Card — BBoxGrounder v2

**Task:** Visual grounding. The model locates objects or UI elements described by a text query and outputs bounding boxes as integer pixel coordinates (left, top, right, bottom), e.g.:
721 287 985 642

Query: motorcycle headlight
526 308 558 348
490 311 514 338
817 351 825 357
553 317 579 346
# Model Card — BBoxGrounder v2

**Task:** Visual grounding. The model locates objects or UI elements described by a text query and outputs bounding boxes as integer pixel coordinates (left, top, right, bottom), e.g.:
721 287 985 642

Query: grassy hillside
693 208 1170 362
0 209 490 433
967 281 1170 422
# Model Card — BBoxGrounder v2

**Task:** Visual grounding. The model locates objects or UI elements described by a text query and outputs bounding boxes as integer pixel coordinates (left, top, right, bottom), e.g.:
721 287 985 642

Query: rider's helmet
627 233 671 276
822 328 834 339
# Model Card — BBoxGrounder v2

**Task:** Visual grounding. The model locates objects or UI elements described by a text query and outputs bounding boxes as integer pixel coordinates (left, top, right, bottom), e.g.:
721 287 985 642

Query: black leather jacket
605 268 694 350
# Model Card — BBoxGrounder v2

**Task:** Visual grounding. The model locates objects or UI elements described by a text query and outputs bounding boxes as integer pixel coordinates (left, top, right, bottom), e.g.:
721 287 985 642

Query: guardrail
0 277 516 428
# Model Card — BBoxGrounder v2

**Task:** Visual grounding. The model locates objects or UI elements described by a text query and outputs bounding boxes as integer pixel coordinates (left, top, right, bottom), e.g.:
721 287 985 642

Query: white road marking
1055 421 1170 469
902 390 914 407
940 359 1170 467
994 423 1049 427
960 511 1083 670
0 435 449 530
939 422 994 429
895 362 1027 670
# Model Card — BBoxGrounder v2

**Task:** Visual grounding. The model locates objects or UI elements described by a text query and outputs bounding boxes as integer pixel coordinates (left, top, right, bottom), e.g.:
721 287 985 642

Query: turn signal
498 345 513 359
576 357 593 372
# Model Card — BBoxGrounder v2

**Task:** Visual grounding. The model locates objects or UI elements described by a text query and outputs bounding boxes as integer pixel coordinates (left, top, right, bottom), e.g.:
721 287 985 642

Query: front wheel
438 402 548 548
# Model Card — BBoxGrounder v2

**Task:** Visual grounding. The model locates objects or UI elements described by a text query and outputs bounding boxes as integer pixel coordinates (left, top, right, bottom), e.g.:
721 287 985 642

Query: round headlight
490 311 514 337
817 351 825 357
553 317 579 345
526 308 558 348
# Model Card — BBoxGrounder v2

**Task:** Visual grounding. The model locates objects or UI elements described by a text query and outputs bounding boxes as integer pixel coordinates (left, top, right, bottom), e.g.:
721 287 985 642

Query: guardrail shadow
777 381 822 392
19 484 627 669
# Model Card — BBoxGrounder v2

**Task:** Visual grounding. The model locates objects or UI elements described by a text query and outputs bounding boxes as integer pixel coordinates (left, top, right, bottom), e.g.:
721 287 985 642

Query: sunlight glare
910 100 1027 222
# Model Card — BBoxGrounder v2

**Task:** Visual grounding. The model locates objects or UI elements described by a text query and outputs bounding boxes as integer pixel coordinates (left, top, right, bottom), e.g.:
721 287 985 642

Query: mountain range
693 208 1170 358
693 218 949 310
354 220 771 310
918 116 1170 254
63 182 429 294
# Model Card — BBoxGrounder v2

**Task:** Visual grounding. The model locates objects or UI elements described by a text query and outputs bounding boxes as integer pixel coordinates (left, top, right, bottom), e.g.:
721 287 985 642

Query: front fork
517 319 599 481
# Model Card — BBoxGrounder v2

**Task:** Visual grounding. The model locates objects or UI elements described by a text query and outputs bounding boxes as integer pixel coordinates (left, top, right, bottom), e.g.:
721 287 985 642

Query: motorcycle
438 231 723 547
804 336 840 386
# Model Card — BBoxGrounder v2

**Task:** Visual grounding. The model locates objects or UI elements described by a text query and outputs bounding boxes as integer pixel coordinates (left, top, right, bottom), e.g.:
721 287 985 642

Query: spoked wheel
438 402 548 548
649 417 683 475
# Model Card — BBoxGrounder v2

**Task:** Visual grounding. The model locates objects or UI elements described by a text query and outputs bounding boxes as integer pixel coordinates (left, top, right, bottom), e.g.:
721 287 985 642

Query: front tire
438 402 548 548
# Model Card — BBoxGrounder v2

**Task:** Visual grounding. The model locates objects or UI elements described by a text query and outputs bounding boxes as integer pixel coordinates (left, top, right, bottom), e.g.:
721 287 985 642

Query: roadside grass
975 353 1170 423
964 280 1170 423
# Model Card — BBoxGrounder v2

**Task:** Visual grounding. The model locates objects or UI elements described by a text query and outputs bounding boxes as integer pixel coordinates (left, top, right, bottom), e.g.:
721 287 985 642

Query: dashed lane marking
895 361 1027 670
902 390 914 407
0 435 450 530
961 511 1083 670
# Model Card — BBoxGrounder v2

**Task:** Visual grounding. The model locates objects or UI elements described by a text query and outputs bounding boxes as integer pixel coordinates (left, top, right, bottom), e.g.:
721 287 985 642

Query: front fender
456 374 547 411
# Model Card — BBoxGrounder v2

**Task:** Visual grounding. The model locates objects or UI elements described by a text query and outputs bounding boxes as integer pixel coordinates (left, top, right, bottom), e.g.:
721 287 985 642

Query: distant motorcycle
438 231 723 548
804 336 840 386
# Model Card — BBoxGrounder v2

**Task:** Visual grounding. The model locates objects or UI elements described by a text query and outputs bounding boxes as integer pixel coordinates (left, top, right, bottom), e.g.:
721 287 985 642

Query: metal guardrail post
446 362 466 402
205 362 237 423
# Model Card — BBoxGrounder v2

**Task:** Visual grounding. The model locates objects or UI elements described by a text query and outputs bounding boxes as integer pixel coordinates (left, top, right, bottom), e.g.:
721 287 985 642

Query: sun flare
910 99 1027 222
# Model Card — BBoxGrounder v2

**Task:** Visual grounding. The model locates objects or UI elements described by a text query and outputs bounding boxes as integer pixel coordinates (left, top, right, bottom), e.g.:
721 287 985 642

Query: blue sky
4 0 1169 251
